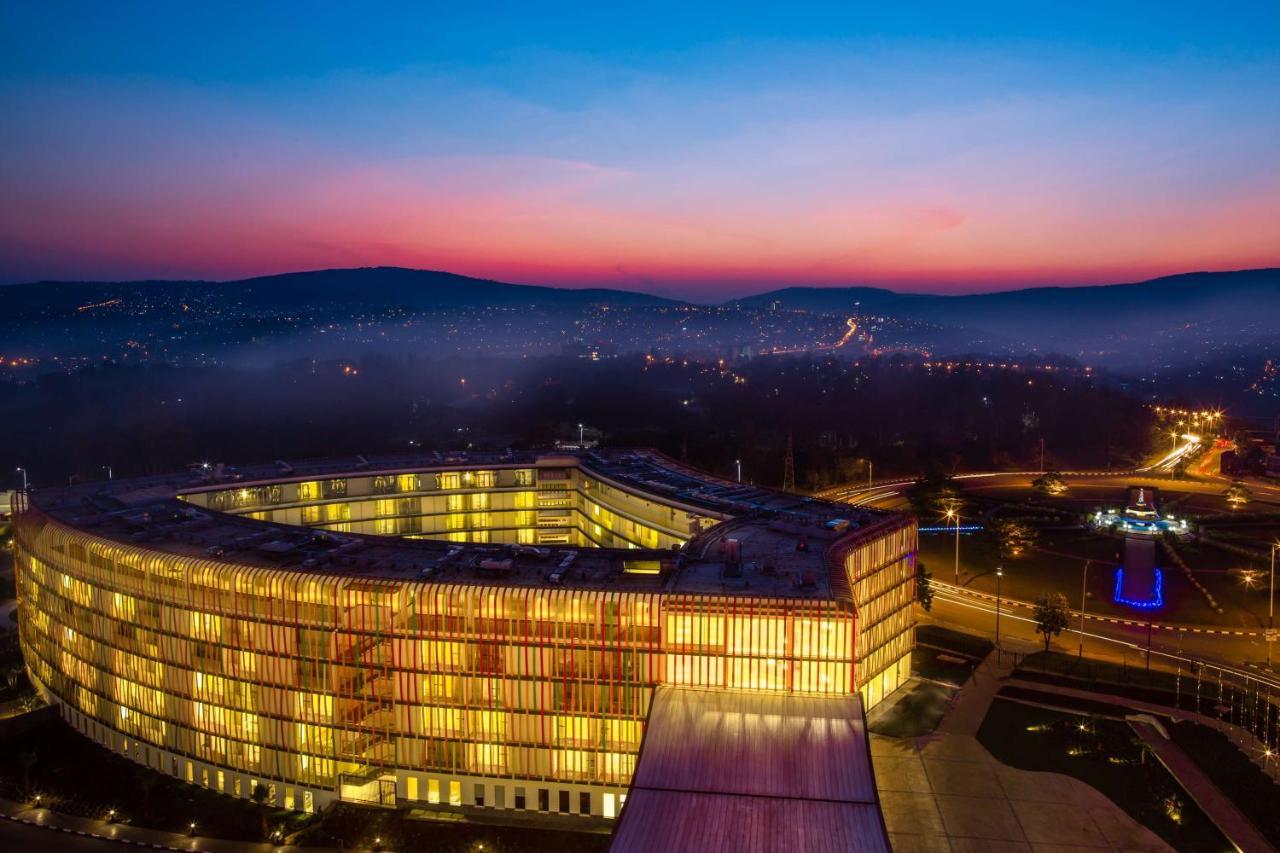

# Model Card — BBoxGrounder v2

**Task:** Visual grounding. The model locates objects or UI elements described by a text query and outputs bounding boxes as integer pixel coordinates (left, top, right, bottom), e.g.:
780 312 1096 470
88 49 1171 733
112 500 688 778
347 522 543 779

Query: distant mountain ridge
730 268 1279 315
3 267 1276 350
0 266 685 315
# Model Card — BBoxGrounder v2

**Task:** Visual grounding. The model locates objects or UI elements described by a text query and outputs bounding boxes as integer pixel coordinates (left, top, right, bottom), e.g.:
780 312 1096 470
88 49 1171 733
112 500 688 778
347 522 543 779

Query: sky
2 3 1278 299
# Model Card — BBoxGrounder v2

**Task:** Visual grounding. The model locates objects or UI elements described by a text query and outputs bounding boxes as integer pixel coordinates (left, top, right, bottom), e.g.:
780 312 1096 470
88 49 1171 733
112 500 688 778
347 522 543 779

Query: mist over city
1 4 1278 853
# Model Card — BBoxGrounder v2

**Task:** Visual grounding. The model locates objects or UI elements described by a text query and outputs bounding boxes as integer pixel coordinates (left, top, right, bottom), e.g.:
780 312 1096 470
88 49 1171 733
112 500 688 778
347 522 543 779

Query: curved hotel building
12 450 913 846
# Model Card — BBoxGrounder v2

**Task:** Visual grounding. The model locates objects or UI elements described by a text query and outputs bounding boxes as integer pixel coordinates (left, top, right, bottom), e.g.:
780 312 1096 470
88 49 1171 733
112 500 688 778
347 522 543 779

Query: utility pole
1078 560 1091 658
1146 619 1153 672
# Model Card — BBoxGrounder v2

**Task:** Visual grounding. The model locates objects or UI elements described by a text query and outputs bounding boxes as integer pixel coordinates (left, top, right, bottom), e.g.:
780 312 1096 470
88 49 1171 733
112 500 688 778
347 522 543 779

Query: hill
0 266 684 316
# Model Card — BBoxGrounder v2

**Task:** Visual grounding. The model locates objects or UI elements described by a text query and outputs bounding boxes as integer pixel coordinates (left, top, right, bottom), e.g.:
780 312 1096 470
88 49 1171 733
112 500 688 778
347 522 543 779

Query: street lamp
1269 542 1279 667
15 467 27 490
735 459 742 483
578 423 585 445
945 506 961 585
995 565 1004 660
867 460 873 489
103 465 113 481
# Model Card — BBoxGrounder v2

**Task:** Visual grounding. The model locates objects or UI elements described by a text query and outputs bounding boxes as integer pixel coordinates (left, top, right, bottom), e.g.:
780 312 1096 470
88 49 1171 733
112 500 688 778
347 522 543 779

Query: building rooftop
24 449 908 600
610 686 889 852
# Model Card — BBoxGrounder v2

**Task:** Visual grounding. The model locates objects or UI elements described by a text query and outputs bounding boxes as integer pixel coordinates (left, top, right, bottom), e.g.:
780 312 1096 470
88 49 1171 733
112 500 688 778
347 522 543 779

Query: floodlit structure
11 450 912 841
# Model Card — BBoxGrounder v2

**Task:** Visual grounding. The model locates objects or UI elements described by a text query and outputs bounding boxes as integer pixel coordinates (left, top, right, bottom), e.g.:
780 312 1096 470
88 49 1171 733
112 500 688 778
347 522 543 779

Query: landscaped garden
977 700 1232 852
1168 720 1280 849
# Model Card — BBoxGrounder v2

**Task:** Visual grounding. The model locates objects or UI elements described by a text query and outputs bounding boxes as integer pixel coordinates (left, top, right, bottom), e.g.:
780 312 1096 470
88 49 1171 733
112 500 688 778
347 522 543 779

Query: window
298 481 320 501
514 788 526 810
538 789 549 811
474 783 485 807
406 777 418 801
558 790 570 813
579 792 591 815
427 779 440 804
603 793 617 819
448 781 462 806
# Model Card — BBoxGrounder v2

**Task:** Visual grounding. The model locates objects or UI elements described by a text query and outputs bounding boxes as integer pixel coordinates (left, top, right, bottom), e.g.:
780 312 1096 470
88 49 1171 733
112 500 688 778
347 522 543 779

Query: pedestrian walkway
0 795 334 852
878 649 1170 851
1130 721 1273 852
936 648 1014 736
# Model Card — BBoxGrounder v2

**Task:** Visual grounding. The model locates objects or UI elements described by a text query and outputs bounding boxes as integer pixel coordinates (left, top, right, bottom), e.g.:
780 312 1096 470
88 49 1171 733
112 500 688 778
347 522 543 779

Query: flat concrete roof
24 449 907 600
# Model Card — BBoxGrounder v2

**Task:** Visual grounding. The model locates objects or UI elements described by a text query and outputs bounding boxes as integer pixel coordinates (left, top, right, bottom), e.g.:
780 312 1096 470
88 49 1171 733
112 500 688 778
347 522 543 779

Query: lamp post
103 465 113 481
1269 543 1278 667
946 507 961 585
995 565 1004 661
15 467 27 490
868 460 873 489
578 423 584 446
735 459 742 483
1078 560 1091 658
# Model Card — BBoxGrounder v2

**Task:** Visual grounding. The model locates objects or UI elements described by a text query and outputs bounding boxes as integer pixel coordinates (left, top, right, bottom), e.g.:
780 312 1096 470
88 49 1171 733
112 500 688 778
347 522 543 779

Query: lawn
977 700 1231 852
868 679 956 738
915 624 994 661
1015 650 1280 744
1168 720 1280 849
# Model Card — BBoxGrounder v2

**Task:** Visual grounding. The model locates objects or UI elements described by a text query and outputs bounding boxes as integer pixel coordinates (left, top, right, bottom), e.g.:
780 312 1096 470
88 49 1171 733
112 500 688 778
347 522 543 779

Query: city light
1113 568 1165 610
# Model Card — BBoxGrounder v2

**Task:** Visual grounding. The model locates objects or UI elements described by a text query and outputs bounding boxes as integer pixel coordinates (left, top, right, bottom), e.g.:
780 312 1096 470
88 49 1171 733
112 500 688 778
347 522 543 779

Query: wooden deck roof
610 687 890 853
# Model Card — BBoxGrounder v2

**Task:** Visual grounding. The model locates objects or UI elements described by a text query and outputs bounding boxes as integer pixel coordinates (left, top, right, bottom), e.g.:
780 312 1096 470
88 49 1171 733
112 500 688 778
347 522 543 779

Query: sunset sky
2 3 1278 299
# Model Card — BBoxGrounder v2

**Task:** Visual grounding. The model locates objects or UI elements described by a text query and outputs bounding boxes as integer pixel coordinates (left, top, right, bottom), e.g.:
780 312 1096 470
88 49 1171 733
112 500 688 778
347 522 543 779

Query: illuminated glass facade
13 457 914 821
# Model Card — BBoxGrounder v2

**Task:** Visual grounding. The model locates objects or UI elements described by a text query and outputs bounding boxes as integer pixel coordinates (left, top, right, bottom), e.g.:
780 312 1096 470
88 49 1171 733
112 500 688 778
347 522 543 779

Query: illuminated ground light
1113 568 1164 610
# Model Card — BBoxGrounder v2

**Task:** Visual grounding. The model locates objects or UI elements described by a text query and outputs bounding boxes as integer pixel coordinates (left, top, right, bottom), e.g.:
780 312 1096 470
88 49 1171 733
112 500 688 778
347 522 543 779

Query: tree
993 518 1037 559
18 746 37 798
1032 592 1071 652
915 561 934 612
1224 480 1252 508
134 765 158 820
1031 471 1068 496
906 472 960 518
251 781 270 838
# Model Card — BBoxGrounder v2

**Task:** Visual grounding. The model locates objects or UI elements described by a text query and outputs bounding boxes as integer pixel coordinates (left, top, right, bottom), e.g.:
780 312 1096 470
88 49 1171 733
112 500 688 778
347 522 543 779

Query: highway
817 445 1280 512
927 580 1279 684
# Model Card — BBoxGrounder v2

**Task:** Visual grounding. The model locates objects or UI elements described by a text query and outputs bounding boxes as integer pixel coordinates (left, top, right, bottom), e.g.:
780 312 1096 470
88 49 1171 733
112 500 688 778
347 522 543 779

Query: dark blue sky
3 2 1278 297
